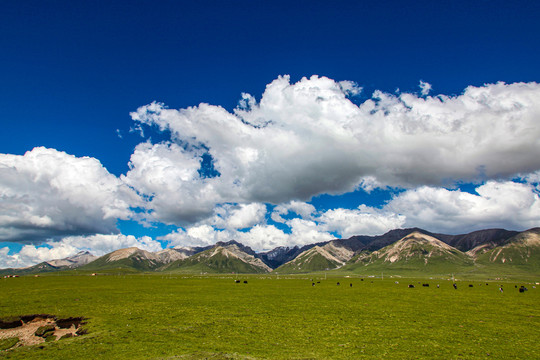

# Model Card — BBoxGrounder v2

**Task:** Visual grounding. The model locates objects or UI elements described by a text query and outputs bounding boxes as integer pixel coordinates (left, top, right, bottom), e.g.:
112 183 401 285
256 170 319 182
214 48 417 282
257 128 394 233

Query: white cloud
5 177 537 269
0 244 77 269
3 76 540 261
209 203 267 230
235 225 290 251
524 170 540 189
58 234 163 256
271 201 316 223
160 218 332 252
318 206 406 238
385 180 540 233
160 225 232 248
285 218 334 245
0 247 16 268
128 76 540 225
419 80 432 96
121 142 221 224
0 147 140 242
338 80 362 96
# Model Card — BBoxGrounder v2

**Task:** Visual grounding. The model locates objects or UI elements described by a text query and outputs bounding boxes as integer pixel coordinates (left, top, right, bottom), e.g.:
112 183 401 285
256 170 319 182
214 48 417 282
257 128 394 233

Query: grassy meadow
0 272 538 359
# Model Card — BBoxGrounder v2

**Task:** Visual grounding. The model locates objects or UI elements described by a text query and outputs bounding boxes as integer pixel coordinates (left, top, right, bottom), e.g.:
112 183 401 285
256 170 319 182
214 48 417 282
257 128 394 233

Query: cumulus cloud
128 76 540 225
3 76 540 264
160 224 290 251
160 175 540 251
271 201 406 239
385 180 540 233
318 206 406 238
0 244 76 269
160 217 333 252
6 178 537 268
419 80 432 96
121 142 220 224
524 170 540 189
338 80 362 96
209 203 267 230
58 233 163 255
271 201 316 223
159 225 231 248
236 224 291 251
0 147 140 243
285 218 334 246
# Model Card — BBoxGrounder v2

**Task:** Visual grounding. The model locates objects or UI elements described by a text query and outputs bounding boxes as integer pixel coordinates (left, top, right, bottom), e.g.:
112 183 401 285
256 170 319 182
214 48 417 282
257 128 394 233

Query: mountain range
1 227 539 276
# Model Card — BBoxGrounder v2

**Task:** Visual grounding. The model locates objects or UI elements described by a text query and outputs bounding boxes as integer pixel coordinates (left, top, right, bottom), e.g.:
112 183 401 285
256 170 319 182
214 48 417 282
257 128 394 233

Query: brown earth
0 314 86 349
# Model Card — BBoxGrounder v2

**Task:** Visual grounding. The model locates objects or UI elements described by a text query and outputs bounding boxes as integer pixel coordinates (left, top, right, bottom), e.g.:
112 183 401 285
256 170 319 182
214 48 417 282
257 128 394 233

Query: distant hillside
258 228 431 268
47 251 98 268
437 229 520 252
342 232 475 274
275 241 354 273
0 261 60 276
475 228 540 272
80 247 198 272
345 228 429 252
258 246 304 268
1 228 538 277
162 241 272 274
0 251 98 276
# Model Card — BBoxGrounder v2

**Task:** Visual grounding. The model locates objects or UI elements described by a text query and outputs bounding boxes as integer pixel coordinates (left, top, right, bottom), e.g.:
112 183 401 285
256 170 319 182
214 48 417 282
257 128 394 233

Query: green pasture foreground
0 274 538 359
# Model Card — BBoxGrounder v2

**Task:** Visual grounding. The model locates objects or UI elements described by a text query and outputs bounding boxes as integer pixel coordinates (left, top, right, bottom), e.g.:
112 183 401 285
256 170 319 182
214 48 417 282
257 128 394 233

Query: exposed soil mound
0 314 87 350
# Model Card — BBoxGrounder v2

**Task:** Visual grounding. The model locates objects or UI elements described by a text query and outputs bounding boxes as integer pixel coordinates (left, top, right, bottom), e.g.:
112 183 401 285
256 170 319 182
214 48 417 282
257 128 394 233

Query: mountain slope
258 246 304 269
275 241 354 273
0 251 98 276
348 228 431 252
437 229 520 252
342 232 474 274
2 228 538 276
475 228 540 271
257 228 431 269
163 242 271 274
47 251 97 268
155 247 200 263
80 247 164 271
0 262 60 276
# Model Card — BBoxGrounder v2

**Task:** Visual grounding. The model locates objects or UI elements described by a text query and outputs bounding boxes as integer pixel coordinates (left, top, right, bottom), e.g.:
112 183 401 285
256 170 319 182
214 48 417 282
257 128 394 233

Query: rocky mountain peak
215 240 257 256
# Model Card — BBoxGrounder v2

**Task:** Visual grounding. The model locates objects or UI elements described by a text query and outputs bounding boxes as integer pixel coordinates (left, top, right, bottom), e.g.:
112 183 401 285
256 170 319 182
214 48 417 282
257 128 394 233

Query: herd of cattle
232 278 535 293
332 279 535 292
403 282 533 293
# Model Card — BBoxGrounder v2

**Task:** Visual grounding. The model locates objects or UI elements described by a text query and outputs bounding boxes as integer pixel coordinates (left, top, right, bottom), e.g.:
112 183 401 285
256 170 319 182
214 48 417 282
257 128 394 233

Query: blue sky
1 1 540 266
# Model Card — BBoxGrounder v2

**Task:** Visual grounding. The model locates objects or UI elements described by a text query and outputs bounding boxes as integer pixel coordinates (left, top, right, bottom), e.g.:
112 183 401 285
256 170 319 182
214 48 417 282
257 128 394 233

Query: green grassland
342 254 474 276
0 273 538 359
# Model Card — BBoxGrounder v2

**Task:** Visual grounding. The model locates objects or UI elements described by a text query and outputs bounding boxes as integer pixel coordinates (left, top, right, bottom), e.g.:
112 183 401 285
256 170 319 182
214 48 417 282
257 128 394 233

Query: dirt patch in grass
163 353 263 360
0 314 87 350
